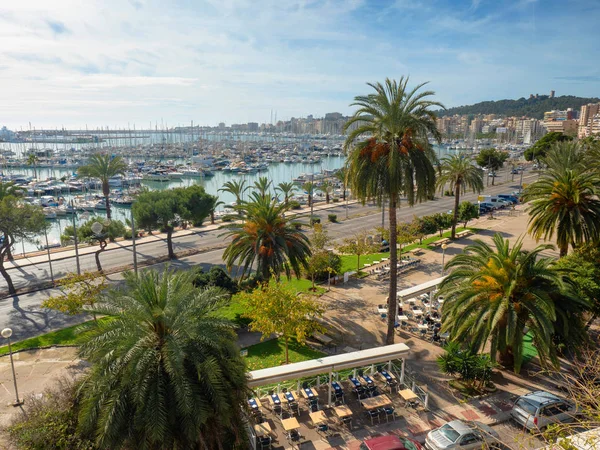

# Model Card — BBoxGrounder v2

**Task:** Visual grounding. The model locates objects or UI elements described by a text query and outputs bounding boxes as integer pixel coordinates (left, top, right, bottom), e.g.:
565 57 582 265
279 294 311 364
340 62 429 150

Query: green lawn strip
0 318 112 357
522 332 538 365
244 338 326 371
339 252 390 274
403 226 479 252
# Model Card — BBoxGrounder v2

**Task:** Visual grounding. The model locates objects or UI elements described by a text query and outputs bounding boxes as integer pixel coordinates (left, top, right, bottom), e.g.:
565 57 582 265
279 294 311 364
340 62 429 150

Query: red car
360 435 423 450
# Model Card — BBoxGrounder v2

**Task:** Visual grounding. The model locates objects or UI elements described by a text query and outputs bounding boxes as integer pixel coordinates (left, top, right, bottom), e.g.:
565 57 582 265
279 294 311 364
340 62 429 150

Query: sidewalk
5 200 358 270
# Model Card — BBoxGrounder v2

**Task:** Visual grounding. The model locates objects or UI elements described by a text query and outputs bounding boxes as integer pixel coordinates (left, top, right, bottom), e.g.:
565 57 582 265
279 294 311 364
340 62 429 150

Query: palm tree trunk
559 244 568 258
326 193 330 204
451 181 460 239
386 196 398 345
103 181 111 219
342 183 346 201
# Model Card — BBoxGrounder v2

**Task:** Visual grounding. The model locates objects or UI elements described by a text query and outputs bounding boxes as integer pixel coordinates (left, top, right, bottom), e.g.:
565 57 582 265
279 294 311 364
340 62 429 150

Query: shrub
291 221 303 230
7 378 95 450
288 200 302 210
61 217 127 245
332 198 340 203
310 216 321 225
328 214 337 223
191 266 238 294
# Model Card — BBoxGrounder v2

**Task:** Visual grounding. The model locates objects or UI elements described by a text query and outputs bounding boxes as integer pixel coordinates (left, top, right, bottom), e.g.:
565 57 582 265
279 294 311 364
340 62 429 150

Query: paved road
1 168 537 341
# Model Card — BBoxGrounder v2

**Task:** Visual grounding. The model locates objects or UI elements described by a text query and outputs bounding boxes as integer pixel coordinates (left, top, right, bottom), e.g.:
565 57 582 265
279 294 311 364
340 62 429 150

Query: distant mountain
436 95 600 120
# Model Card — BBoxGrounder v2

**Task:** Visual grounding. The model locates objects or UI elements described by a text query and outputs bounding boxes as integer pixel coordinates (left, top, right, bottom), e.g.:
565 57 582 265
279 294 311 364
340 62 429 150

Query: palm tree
219 179 248 205
335 167 348 201
221 192 311 281
77 269 249 449
319 180 333 204
78 154 127 219
208 197 224 225
522 142 600 257
27 154 39 180
276 181 296 205
344 77 442 345
253 176 272 199
302 181 315 207
438 233 583 373
436 154 484 239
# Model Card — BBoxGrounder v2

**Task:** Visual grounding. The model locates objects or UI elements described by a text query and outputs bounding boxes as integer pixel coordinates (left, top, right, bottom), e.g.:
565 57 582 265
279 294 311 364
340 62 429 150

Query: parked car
488 171 497 177
510 390 578 431
479 202 497 211
425 420 500 450
497 194 519 205
511 168 519 174
361 435 423 450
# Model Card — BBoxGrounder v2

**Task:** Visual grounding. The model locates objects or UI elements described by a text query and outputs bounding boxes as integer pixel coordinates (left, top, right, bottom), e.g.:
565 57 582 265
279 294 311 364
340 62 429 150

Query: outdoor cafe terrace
245 343 434 450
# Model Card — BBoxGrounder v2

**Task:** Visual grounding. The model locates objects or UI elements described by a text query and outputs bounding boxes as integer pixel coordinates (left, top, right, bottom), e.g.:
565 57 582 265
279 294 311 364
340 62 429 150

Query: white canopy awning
247 343 409 387
397 276 446 300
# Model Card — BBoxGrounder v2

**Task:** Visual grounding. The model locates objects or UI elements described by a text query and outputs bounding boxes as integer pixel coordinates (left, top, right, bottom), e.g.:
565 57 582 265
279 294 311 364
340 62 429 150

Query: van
480 196 510 208
510 390 577 431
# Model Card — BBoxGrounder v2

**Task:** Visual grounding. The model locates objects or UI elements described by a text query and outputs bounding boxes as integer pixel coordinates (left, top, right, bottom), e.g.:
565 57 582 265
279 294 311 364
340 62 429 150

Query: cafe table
360 394 392 411
254 422 272 437
281 417 300 431
309 411 327 424
333 405 353 418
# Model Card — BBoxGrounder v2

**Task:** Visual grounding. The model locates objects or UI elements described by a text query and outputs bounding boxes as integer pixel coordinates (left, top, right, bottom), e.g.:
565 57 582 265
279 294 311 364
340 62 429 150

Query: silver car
510 390 577 431
425 420 500 450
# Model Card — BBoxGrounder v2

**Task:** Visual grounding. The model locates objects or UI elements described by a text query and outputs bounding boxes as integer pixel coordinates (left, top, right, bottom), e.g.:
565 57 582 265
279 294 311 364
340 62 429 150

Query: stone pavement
0 347 85 428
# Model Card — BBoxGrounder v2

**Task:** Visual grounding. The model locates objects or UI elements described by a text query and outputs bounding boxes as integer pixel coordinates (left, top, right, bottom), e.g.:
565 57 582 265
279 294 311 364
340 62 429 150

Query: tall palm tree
335 166 348 201
208 197 224 224
77 269 249 450
253 176 272 200
319 180 333 204
438 234 583 373
302 181 315 207
522 142 600 257
344 77 442 345
219 179 248 205
436 154 484 239
78 154 127 219
221 192 311 281
27 154 39 180
276 181 296 205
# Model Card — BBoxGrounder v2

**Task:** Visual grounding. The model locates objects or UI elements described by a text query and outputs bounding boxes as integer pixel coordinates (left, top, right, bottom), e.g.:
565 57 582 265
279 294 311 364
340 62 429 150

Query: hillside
437 95 600 119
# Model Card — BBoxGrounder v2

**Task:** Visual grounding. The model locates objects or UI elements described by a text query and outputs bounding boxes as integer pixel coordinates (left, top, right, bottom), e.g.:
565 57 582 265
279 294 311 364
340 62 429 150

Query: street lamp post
131 209 138 275
441 243 448 276
1 328 23 406
43 226 55 283
70 199 81 275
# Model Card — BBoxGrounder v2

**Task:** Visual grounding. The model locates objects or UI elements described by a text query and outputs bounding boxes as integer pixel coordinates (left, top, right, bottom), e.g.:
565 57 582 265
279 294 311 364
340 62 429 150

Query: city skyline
1 0 599 129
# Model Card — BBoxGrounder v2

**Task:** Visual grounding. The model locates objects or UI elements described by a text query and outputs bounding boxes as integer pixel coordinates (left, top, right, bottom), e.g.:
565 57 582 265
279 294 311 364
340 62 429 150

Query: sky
1 0 599 129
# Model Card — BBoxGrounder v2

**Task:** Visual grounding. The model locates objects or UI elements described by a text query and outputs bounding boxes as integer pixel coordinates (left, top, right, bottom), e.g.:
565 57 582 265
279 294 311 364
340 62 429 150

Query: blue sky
0 0 599 128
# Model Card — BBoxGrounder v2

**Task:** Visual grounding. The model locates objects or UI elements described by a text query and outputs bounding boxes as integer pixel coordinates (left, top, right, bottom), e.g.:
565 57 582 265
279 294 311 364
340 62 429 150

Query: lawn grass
244 338 326 371
522 332 538 365
403 226 480 252
339 252 390 274
0 319 105 357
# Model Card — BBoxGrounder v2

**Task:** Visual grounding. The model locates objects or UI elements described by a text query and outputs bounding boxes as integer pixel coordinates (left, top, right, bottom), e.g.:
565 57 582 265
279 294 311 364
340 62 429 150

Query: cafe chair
384 406 396 422
259 436 272 449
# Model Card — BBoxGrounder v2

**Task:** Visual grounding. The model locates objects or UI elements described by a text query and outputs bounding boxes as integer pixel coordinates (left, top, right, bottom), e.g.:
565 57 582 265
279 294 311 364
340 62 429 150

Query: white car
425 420 500 450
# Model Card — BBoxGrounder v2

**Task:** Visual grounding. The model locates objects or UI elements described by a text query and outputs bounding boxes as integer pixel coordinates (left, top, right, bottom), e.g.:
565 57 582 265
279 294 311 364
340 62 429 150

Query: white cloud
0 0 598 128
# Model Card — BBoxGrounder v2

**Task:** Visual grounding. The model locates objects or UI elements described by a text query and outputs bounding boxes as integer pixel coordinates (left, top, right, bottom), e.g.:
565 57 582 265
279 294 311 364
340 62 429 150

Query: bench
430 238 450 247
312 332 334 346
